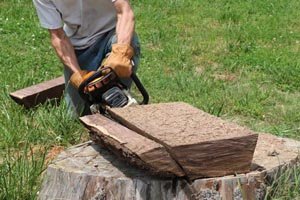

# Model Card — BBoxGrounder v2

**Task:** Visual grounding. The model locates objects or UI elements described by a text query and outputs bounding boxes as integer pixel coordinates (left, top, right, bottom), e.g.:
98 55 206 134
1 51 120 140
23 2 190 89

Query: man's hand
102 44 134 77
70 70 95 89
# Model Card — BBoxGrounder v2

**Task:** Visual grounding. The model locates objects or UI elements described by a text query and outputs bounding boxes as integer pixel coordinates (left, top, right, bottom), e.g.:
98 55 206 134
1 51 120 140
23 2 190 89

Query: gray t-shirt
33 0 117 49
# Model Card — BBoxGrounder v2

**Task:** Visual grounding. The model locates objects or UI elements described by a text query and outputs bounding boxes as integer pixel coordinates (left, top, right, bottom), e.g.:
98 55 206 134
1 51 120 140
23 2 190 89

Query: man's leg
64 67 90 117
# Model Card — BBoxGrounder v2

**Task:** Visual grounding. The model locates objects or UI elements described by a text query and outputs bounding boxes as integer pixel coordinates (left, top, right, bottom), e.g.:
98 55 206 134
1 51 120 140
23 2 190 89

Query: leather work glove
70 70 95 89
102 44 134 78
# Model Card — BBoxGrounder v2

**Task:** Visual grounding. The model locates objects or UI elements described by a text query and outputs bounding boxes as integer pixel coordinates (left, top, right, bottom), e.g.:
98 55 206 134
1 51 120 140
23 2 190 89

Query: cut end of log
173 134 259 179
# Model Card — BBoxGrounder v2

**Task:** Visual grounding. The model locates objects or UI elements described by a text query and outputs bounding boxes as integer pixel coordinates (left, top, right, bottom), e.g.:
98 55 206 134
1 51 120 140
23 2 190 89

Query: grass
265 165 300 200
0 0 299 199
0 145 46 199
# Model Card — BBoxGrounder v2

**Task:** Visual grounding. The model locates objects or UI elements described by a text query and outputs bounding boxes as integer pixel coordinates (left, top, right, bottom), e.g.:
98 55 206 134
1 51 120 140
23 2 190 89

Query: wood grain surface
109 102 258 179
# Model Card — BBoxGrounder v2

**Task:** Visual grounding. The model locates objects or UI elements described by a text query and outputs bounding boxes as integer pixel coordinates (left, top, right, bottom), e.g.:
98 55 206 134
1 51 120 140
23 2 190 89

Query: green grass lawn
0 0 299 199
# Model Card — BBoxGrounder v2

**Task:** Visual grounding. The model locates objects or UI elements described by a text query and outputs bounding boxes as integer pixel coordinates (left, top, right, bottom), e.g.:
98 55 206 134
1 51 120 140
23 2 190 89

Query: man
33 0 140 116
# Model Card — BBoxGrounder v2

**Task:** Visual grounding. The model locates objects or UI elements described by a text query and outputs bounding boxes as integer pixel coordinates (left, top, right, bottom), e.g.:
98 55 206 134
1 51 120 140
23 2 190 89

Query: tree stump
39 133 300 200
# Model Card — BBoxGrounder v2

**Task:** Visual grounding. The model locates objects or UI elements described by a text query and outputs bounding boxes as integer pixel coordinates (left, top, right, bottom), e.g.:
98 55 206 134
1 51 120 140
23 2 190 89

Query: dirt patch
213 72 237 81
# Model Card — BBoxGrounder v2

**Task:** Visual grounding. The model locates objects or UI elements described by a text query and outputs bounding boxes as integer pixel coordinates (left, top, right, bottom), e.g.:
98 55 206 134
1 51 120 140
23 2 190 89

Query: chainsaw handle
77 67 149 105
131 73 149 105
78 67 114 102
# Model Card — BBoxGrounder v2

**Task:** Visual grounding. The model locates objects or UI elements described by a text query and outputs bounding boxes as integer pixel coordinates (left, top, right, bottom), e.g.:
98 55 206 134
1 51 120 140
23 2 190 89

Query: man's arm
101 0 135 78
32 0 78 72
113 0 135 44
49 28 81 74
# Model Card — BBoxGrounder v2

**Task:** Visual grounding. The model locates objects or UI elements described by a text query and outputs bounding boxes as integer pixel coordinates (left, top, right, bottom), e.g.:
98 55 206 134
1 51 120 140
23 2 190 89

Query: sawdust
27 145 64 164
45 146 65 164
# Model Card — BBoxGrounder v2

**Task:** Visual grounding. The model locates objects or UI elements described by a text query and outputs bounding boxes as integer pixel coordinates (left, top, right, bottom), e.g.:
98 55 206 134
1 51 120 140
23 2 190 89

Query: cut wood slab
10 76 65 108
108 102 258 179
80 114 185 177
38 134 300 200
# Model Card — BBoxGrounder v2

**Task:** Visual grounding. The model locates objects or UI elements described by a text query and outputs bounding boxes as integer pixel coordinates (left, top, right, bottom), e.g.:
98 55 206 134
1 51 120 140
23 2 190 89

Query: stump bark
39 133 300 200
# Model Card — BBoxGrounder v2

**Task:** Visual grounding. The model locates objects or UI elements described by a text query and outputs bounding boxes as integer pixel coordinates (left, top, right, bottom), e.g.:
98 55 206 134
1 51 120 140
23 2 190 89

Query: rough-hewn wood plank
108 102 258 179
38 134 300 200
9 76 65 108
80 114 185 177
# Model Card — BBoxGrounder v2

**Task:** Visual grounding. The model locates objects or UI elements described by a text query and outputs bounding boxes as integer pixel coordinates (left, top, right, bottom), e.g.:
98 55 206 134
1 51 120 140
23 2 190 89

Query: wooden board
80 114 185 177
108 102 258 179
38 134 300 200
9 76 65 108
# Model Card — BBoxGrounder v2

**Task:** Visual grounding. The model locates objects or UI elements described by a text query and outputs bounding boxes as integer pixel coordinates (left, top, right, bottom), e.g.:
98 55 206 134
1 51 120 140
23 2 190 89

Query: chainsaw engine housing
78 67 149 112
102 87 128 107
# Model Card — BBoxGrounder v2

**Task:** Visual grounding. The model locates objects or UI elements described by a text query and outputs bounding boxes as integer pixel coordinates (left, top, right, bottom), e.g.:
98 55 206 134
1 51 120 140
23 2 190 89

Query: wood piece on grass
38 135 300 200
108 102 258 179
9 76 65 108
80 114 185 177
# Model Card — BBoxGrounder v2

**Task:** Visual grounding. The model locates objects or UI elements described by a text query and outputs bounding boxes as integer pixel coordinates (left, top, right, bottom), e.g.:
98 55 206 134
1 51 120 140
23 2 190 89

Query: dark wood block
10 76 65 108
109 102 258 179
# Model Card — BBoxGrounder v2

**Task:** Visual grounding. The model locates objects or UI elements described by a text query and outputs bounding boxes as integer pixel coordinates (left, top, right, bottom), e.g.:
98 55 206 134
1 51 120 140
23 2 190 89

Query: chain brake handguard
78 67 123 103
78 67 149 111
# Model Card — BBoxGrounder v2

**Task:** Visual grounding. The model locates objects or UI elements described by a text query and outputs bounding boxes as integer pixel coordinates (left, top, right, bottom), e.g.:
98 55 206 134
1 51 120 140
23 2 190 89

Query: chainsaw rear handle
78 67 149 105
78 69 112 103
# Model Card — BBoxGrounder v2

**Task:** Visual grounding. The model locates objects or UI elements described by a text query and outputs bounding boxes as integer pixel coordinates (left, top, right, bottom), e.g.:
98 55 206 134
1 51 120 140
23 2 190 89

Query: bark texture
80 114 184 177
10 76 64 108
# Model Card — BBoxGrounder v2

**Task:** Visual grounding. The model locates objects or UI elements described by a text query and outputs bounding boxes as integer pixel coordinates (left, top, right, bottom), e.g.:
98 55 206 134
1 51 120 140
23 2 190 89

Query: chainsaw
78 66 149 114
